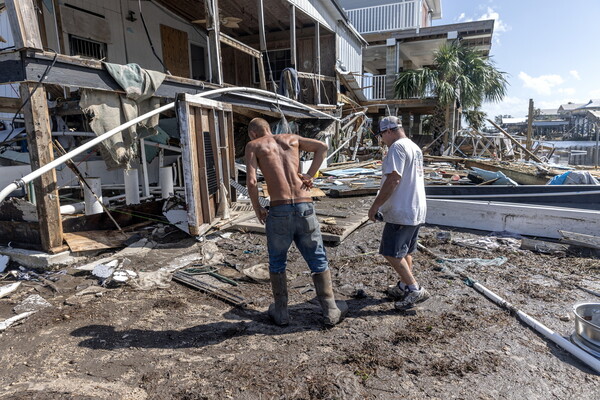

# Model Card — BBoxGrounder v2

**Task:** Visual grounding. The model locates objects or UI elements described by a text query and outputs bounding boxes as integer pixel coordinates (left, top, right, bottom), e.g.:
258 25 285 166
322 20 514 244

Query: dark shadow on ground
71 294 413 350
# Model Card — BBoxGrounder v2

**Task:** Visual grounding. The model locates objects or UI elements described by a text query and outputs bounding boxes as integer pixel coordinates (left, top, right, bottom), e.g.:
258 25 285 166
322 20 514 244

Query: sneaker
394 287 430 310
387 282 409 300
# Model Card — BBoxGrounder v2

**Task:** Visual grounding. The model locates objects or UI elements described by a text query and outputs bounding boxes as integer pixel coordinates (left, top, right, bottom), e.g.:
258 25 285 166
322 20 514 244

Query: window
69 35 107 60
190 44 206 81
253 49 292 83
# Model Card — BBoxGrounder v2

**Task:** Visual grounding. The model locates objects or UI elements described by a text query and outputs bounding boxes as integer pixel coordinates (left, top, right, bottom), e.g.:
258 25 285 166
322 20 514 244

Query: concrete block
0 247 76 270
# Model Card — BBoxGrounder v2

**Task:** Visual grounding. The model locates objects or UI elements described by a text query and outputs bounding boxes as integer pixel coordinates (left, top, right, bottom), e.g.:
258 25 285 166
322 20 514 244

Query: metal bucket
571 303 600 358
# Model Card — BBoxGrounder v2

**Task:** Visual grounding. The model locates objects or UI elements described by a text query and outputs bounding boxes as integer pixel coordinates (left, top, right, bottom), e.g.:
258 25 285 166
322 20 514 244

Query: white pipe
0 87 338 204
60 194 127 215
124 169 140 205
159 166 174 199
83 177 103 215
470 281 600 374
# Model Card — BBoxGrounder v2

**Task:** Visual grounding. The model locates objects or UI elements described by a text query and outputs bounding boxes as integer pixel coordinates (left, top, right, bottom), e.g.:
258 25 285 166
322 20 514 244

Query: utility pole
526 99 534 160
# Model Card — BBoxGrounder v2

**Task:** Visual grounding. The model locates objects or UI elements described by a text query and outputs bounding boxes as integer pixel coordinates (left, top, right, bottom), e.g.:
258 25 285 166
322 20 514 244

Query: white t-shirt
379 137 427 225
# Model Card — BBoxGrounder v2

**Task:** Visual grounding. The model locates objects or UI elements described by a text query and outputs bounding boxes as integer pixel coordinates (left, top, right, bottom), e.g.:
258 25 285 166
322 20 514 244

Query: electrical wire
138 0 171 75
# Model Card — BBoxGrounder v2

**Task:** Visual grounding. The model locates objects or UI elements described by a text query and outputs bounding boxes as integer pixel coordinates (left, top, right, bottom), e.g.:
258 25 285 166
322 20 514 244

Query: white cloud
480 7 509 34
482 96 528 119
456 13 469 22
589 89 600 98
518 72 564 96
457 7 510 44
558 87 576 96
569 70 581 80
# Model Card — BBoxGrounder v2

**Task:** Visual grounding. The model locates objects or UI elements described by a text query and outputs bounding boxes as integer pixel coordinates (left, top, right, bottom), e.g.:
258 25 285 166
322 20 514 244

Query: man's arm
368 171 401 221
297 136 328 189
245 142 268 224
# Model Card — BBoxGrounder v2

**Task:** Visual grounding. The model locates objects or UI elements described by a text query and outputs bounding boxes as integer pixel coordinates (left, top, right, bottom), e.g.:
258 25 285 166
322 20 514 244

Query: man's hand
298 173 314 191
368 204 379 222
255 206 268 224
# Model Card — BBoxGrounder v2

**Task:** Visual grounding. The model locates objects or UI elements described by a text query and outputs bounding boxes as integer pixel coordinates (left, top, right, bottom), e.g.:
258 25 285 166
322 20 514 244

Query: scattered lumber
172 271 246 307
558 230 600 250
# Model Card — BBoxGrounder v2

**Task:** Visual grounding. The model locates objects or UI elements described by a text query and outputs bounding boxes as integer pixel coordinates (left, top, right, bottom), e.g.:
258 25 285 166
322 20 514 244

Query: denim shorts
379 223 421 259
265 202 328 274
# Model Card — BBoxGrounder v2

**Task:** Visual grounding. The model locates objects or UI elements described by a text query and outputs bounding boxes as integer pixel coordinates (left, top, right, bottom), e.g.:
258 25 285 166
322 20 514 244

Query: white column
124 169 140 205
83 177 103 215
159 166 174 199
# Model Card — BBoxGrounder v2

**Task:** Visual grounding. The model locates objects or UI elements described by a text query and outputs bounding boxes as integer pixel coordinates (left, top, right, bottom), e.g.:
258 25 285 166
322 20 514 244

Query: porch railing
361 74 387 100
345 1 419 35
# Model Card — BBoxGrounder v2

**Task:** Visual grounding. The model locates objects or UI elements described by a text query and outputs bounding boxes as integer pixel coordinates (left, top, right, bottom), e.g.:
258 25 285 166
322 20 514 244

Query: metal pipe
419 244 600 375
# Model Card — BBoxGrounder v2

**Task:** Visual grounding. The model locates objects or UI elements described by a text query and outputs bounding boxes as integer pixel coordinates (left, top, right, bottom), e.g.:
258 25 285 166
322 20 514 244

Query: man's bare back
245 119 328 223
248 134 305 201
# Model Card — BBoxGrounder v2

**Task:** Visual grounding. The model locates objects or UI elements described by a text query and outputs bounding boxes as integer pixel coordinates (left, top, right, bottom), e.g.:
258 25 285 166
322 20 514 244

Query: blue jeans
265 202 328 274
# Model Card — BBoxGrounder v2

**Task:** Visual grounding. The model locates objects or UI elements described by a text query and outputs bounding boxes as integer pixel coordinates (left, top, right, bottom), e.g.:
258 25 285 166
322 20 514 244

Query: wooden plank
20 82 63 251
234 210 370 244
426 199 600 239
558 230 600 250
520 237 568 254
177 95 202 235
5 0 43 50
63 230 134 252
0 96 21 113
160 24 190 77
487 119 543 163
219 33 261 58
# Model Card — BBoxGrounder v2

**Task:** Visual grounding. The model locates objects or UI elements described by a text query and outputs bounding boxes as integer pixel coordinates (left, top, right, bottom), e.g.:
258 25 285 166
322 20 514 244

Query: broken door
176 94 235 236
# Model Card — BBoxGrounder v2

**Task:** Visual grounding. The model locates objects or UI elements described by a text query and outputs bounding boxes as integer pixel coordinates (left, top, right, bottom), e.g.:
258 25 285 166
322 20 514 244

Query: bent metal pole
0 87 338 203
417 244 600 375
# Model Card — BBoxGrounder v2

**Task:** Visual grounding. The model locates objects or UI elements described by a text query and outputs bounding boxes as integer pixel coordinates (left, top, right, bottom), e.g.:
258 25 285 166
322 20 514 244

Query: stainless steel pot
572 303 600 357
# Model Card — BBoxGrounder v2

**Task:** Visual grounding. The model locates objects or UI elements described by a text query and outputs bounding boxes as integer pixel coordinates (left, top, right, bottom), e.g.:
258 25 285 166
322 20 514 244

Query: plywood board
64 230 134 252
160 24 190 78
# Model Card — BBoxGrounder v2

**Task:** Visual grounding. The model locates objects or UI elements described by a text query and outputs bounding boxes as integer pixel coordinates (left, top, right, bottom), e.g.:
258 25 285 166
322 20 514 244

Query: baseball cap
378 116 399 134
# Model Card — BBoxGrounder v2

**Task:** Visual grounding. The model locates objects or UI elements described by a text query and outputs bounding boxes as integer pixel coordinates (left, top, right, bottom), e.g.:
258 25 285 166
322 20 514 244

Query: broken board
233 208 369 244
63 230 135 252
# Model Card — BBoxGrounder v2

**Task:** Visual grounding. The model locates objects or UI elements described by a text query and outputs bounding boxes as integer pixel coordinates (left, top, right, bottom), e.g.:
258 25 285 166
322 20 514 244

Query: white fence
346 1 419 34
361 74 387 100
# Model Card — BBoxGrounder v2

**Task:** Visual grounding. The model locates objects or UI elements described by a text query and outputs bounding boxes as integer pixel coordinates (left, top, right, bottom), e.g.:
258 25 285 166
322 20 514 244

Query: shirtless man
245 118 347 327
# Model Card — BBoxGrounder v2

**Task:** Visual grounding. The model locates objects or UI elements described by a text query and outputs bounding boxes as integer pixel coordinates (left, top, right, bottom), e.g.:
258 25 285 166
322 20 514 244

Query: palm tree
394 42 508 146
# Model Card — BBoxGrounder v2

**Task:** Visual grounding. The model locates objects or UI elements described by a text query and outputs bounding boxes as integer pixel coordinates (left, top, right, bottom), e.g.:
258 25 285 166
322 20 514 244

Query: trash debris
92 260 120 279
14 294 52 313
0 311 36 332
172 271 246 307
201 241 225 265
322 217 337 225
112 270 138 282
0 282 21 299
242 263 270 282
187 265 239 286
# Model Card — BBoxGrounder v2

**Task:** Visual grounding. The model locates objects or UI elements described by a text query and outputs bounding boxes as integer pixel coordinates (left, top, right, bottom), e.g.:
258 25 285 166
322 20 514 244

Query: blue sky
434 0 600 118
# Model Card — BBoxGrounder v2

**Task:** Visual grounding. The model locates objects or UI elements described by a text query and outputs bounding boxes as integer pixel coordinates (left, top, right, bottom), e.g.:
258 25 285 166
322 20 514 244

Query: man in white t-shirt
367 116 429 310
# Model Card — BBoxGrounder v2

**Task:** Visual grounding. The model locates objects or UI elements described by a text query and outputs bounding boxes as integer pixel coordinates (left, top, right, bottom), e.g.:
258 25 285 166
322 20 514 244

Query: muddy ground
0 196 599 399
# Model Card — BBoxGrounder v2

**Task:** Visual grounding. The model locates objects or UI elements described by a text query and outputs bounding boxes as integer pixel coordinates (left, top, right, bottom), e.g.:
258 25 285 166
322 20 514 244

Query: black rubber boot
312 269 348 327
268 271 289 326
